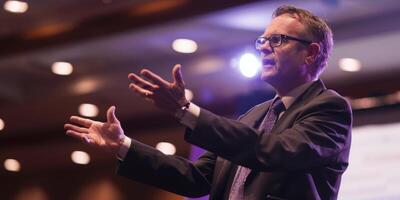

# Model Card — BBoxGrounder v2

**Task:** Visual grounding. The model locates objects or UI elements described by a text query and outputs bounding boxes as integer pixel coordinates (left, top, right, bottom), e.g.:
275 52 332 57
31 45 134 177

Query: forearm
116 139 211 197
184 108 263 168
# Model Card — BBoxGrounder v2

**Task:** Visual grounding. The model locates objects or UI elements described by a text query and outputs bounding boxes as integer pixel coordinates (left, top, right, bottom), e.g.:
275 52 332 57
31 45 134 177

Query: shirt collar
274 80 317 110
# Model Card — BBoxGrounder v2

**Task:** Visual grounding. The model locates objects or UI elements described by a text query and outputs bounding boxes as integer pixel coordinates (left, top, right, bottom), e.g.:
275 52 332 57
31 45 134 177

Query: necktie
228 98 286 200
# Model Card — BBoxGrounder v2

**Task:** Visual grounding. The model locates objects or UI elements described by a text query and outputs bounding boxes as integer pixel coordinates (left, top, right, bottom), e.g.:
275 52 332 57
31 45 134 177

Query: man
65 5 352 200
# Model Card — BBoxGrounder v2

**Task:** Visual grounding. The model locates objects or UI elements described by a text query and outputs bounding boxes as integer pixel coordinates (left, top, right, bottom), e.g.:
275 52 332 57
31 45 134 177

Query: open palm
65 106 125 153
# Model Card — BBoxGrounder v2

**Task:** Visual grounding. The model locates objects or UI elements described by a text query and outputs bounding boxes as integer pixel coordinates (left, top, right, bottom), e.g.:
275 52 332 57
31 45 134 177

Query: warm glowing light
71 151 90 165
339 58 361 72
75 180 121 200
79 103 99 117
22 23 75 39
185 89 194 101
72 78 101 95
51 62 73 75
383 91 400 105
351 97 380 109
130 0 187 16
155 142 176 155
13 186 48 200
4 0 28 13
4 158 21 172
172 39 198 53
0 118 4 131
239 53 261 78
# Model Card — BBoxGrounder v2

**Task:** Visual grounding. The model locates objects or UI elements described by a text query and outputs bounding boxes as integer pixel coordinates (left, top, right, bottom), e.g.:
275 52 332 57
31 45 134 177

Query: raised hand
64 106 125 154
128 64 189 114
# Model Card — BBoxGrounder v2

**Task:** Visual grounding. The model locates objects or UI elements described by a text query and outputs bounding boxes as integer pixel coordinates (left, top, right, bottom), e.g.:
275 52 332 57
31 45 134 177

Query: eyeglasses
255 34 312 51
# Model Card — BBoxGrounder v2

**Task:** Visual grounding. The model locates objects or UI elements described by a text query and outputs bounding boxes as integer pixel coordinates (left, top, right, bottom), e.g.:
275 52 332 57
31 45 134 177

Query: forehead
263 14 307 37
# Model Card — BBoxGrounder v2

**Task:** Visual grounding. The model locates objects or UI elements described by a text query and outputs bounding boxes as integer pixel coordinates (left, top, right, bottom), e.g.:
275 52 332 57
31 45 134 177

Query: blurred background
1 0 400 199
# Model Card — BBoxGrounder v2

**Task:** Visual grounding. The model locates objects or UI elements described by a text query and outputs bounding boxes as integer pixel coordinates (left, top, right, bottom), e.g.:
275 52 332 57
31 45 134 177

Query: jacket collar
273 79 326 132
244 79 326 129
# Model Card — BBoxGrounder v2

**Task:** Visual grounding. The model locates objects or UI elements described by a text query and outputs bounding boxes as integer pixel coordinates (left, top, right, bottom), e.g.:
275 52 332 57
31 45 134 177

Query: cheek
277 49 305 68
275 51 293 69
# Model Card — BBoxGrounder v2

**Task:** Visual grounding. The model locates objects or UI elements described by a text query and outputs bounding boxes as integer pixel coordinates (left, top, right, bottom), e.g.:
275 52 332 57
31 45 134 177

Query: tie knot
271 98 286 115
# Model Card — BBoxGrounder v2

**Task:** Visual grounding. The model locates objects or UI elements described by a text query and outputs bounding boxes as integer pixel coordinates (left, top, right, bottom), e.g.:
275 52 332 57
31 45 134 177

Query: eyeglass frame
255 34 312 52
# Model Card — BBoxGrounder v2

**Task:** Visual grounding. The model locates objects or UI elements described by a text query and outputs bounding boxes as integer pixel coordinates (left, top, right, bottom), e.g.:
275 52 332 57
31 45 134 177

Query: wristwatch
175 102 190 119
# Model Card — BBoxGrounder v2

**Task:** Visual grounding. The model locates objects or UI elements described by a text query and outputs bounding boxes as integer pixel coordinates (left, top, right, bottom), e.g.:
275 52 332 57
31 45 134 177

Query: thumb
172 64 185 87
107 106 119 124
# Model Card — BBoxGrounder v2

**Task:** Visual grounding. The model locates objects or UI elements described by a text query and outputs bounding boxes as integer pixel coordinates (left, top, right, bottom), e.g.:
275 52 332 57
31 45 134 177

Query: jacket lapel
211 101 274 199
209 158 236 199
272 79 326 133
240 100 273 129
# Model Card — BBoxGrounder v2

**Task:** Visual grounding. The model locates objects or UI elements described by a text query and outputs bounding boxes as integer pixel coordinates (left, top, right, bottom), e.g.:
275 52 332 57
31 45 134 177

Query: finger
172 64 185 87
106 106 119 124
69 116 94 127
128 73 159 90
129 83 153 97
67 130 95 144
140 69 170 87
64 123 89 134
66 130 88 141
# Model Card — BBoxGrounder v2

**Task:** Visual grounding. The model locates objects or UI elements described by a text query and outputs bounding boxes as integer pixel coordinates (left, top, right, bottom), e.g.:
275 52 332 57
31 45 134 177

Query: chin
261 72 282 87
260 69 275 82
260 74 273 84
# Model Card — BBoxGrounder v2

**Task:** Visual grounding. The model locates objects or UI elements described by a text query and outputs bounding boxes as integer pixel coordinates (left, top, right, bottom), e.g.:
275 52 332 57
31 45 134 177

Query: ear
305 43 320 65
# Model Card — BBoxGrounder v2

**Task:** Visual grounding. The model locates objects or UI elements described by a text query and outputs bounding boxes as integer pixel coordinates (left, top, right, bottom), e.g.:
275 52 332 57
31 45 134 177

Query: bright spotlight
4 0 28 13
339 58 361 72
4 158 21 172
172 39 198 54
238 53 260 78
185 89 194 101
52 62 73 75
78 103 99 117
155 142 176 155
0 118 4 131
71 151 90 165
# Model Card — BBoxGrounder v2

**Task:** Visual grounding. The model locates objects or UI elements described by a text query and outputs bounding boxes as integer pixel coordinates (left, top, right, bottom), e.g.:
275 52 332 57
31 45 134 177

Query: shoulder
317 89 352 110
299 88 353 122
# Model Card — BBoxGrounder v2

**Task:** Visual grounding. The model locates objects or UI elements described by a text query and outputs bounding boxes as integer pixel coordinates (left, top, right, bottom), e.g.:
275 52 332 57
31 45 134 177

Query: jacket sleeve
116 139 215 198
184 94 352 171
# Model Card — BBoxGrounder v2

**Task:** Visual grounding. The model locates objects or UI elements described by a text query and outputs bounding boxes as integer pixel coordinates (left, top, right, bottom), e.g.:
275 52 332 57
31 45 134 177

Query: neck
271 78 314 97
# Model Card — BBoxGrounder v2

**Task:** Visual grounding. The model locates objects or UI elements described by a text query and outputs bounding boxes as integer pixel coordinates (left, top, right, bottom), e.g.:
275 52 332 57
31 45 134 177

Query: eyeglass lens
256 35 282 50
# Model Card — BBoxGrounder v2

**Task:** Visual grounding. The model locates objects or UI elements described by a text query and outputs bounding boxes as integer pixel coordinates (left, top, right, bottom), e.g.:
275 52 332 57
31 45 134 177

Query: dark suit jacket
117 80 352 200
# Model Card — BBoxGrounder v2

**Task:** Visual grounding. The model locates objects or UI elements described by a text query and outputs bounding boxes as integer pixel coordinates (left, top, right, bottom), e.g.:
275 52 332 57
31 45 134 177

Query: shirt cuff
179 102 200 130
116 136 132 161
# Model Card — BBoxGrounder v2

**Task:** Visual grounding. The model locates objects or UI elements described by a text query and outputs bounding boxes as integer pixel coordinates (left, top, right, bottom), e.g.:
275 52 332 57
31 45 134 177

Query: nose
259 41 273 55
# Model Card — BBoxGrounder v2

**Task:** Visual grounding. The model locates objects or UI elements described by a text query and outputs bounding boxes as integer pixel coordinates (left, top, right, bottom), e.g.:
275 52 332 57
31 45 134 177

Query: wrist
175 102 190 119
116 136 131 160
111 134 125 154
118 134 126 146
